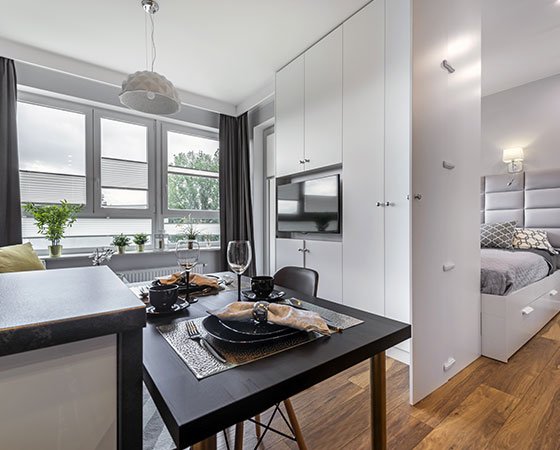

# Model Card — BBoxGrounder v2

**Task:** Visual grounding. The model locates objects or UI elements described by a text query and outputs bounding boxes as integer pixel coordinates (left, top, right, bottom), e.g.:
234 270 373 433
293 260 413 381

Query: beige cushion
0 243 45 273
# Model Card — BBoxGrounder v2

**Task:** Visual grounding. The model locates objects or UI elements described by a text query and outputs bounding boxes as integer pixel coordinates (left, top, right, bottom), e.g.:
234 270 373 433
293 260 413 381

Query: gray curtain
0 57 22 247
219 113 256 275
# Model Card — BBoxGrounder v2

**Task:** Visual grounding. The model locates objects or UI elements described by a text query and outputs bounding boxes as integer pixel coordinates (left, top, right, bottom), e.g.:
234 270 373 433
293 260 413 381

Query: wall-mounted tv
277 175 341 233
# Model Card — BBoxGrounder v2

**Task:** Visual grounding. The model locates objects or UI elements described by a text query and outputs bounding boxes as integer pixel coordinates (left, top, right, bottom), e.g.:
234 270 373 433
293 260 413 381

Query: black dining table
142 274 411 450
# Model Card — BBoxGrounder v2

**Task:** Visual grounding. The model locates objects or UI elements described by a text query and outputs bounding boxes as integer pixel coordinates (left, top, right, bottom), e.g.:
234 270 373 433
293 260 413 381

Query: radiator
119 264 206 283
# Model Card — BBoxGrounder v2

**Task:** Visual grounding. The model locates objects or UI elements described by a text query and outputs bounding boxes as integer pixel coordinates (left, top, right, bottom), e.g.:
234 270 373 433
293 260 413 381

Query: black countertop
0 266 146 357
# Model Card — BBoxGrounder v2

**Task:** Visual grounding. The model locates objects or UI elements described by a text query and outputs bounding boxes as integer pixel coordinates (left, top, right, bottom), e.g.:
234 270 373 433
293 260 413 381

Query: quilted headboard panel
483 173 525 226
525 170 560 248
482 169 560 248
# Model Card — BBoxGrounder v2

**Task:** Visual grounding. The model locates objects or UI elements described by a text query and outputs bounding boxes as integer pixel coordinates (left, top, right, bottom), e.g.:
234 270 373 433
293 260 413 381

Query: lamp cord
150 12 156 71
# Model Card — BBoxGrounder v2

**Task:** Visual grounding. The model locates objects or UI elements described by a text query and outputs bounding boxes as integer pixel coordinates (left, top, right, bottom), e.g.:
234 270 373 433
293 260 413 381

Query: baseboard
387 346 410 365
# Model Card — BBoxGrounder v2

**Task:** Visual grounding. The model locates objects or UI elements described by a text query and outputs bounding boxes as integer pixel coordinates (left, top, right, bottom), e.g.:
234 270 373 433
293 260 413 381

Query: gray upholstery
482 169 560 248
483 173 524 227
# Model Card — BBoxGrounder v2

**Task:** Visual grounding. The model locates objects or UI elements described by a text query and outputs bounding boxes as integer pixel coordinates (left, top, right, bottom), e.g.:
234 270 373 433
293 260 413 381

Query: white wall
482 73 560 175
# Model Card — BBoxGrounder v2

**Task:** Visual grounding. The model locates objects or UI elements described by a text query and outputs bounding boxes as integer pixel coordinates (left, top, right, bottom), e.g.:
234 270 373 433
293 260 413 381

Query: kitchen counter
0 266 146 449
0 265 145 357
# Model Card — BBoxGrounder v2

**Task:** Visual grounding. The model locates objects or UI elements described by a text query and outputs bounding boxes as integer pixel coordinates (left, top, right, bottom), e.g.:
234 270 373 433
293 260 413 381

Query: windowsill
39 246 221 260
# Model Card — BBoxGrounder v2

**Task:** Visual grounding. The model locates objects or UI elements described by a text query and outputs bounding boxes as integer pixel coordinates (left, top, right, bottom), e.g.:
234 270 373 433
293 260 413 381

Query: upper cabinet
275 55 305 178
275 27 343 178
304 26 343 172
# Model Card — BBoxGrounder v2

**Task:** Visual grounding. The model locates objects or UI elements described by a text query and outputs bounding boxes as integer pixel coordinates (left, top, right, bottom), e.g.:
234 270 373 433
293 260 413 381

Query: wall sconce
503 147 524 173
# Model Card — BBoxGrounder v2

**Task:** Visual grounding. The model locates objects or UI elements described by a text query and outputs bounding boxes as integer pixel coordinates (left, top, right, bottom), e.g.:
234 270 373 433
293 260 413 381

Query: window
100 117 149 209
17 93 220 254
17 101 88 205
164 127 220 246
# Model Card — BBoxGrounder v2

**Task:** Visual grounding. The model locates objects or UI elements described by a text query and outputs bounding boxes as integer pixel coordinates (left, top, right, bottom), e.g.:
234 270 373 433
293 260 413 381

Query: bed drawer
507 288 560 357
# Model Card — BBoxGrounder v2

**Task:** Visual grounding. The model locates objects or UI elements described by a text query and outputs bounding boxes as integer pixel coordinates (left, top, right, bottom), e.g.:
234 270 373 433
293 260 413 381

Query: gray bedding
481 248 555 295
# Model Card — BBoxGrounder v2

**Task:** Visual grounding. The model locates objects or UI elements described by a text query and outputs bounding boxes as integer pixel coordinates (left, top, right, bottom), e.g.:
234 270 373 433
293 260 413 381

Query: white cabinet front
305 240 343 303
304 26 343 172
275 238 304 273
275 55 305 178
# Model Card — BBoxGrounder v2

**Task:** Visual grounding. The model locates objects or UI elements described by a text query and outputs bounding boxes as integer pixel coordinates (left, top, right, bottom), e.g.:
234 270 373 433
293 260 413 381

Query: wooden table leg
235 422 244 450
370 352 387 450
192 434 217 450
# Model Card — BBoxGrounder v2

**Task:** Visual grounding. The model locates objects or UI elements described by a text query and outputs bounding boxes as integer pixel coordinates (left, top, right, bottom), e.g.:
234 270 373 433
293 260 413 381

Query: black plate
202 315 301 344
241 289 285 301
146 301 189 316
219 318 289 337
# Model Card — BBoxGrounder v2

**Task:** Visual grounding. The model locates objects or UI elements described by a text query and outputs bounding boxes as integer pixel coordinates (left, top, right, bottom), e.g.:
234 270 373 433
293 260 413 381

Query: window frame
17 92 221 255
93 109 157 218
160 122 220 222
18 92 95 216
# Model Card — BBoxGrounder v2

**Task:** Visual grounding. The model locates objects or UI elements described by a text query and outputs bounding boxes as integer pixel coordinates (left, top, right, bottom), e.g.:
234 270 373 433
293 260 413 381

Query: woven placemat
157 303 364 380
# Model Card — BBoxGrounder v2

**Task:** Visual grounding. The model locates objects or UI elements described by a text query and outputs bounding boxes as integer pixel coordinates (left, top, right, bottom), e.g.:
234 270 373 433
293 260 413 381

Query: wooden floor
214 311 560 449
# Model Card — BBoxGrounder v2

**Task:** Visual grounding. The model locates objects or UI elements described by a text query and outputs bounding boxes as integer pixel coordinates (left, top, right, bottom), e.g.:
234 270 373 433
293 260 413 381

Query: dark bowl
149 285 179 311
251 276 275 299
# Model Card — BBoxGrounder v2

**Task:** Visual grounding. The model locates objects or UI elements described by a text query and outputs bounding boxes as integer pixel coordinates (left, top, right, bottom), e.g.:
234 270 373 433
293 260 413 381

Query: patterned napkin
209 301 331 335
158 272 220 289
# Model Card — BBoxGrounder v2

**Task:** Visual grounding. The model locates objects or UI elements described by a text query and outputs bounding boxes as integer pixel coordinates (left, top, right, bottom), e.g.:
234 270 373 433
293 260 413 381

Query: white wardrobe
273 0 481 404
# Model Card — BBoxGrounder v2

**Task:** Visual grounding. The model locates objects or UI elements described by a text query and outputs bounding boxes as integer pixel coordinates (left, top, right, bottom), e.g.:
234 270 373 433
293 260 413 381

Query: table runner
157 300 363 380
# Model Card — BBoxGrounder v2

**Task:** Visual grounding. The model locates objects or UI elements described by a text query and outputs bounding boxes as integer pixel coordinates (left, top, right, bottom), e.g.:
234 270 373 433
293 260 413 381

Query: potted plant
182 216 201 248
23 200 83 257
112 234 131 254
133 233 149 252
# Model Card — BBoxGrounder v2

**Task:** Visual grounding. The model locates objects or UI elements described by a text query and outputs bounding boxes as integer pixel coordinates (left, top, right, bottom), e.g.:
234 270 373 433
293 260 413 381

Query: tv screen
277 175 340 233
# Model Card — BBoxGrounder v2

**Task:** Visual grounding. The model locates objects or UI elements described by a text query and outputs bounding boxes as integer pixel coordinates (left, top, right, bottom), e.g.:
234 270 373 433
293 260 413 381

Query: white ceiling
0 0 370 109
483 0 560 96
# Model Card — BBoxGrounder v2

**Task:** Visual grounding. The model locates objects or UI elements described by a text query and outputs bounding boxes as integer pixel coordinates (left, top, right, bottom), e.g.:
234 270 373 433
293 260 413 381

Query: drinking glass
227 240 252 301
175 240 200 304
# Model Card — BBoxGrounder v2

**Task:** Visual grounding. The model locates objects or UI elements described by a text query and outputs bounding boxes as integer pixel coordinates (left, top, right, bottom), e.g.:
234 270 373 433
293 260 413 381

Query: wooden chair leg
234 422 244 450
233 422 243 450
255 413 262 438
283 399 308 450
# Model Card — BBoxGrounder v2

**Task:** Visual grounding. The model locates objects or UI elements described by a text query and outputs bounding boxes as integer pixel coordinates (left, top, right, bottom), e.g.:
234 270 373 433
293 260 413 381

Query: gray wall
482 73 560 176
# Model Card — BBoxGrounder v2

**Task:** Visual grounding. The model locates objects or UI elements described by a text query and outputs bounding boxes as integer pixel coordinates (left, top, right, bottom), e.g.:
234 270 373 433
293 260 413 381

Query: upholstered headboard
481 169 560 248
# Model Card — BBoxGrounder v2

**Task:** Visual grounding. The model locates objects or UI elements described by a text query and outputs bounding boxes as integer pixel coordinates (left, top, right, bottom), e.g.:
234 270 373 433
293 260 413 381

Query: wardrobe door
276 55 305 178
304 26 343 172
305 240 343 303
342 0 385 315
384 0 412 348
275 238 304 273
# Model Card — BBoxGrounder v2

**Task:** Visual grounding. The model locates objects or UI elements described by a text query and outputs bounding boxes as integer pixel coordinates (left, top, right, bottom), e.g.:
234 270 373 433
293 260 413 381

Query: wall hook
442 60 455 74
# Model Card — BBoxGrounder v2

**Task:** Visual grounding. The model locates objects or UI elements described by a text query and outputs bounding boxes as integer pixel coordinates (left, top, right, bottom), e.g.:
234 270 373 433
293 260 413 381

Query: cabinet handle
414 194 423 200
304 249 310 253
521 306 534 316
304 158 310 163
376 202 384 207
385 201 391 207
299 159 305 164
297 248 304 252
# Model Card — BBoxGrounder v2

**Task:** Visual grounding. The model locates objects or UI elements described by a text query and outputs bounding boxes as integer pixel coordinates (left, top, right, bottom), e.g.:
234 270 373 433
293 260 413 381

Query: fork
186 321 227 363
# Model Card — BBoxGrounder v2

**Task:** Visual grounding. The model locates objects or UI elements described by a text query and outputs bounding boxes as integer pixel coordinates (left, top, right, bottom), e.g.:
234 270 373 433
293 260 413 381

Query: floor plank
489 348 560 450
409 357 500 428
414 384 519 450
484 336 559 398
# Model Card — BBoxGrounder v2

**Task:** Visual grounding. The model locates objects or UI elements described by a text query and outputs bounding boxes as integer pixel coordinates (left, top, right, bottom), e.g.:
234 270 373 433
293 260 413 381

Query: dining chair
241 266 318 450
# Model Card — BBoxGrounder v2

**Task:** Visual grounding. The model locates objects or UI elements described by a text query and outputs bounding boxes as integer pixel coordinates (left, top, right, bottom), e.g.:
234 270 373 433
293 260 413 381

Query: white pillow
512 228 558 255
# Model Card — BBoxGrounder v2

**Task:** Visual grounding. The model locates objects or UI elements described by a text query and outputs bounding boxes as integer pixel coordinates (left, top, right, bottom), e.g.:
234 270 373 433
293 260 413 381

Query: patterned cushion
480 221 516 249
512 228 559 255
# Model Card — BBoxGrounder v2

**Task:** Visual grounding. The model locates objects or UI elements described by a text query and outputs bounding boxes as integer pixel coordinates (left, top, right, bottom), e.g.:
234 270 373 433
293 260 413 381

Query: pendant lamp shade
119 70 181 115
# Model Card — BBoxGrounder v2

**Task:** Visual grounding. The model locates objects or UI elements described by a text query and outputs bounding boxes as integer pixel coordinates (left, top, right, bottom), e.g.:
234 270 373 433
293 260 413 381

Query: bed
481 170 560 362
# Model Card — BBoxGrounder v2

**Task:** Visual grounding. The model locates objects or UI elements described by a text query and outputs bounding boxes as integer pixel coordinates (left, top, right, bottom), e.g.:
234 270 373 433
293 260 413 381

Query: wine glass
175 240 200 304
227 240 252 301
